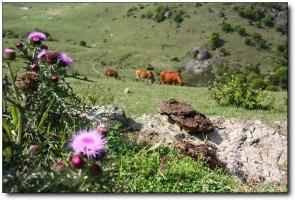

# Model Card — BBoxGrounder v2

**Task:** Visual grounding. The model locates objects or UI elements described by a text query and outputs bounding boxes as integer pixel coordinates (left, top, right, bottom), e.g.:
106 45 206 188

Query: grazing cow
160 70 184 86
104 69 120 80
136 69 155 84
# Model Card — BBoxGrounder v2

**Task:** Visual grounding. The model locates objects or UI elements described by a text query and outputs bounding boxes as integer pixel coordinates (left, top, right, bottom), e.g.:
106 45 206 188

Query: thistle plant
3 31 82 146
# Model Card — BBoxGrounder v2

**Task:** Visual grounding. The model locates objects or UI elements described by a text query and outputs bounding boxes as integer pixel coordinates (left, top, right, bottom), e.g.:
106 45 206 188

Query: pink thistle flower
27 32 47 44
59 52 73 66
69 129 107 159
71 155 84 168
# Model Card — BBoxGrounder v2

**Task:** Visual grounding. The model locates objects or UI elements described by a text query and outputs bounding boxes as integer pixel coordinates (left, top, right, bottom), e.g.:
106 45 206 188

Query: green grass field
70 75 287 123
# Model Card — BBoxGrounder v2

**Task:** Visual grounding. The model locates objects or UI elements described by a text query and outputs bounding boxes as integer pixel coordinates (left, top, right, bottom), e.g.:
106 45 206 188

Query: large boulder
158 99 214 134
185 59 211 74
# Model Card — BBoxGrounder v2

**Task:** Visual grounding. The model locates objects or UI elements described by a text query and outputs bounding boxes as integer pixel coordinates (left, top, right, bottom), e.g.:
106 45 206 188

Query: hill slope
3 2 287 78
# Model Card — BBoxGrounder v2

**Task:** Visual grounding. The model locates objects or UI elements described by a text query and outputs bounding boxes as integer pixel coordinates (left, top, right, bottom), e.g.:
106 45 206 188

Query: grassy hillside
3 2 288 122
3 2 287 76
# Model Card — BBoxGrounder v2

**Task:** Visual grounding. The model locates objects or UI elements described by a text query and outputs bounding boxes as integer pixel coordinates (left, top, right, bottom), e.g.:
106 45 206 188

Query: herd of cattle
103 69 184 86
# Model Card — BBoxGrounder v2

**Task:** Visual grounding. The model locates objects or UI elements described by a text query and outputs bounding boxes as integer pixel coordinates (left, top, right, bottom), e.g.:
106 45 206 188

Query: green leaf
11 105 18 129
37 98 55 131
3 120 12 140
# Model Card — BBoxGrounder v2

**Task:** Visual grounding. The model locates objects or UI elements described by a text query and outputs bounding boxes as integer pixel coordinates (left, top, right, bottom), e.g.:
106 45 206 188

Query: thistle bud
31 62 39 71
16 42 24 50
56 161 66 171
4 48 16 61
50 75 59 82
90 164 102 176
71 155 84 168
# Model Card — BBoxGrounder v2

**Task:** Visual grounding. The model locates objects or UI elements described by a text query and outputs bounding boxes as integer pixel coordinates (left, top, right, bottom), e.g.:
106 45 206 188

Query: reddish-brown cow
136 69 155 84
160 70 184 86
104 69 120 80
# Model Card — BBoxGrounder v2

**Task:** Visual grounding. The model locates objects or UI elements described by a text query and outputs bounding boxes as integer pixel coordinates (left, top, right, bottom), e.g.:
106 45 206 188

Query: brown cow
136 69 155 84
160 70 184 86
104 69 120 80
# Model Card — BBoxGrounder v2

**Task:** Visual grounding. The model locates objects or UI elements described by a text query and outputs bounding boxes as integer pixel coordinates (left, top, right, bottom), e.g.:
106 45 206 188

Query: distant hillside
3 2 287 79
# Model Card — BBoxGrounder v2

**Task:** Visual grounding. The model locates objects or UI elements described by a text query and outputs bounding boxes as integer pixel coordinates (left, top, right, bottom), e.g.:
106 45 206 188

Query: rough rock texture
210 117 288 183
81 105 126 126
158 99 214 134
127 114 288 184
185 59 211 75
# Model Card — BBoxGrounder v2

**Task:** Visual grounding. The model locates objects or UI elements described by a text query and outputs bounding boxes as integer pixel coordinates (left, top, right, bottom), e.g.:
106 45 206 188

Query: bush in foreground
208 73 274 110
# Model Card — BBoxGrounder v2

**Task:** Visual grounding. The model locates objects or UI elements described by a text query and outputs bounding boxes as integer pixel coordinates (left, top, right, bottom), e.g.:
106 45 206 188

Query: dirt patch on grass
47 10 61 17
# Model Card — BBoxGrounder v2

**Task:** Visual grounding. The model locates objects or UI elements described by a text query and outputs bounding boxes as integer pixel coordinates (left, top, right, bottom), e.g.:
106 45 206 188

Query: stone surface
185 59 211 75
127 114 288 184
81 105 127 126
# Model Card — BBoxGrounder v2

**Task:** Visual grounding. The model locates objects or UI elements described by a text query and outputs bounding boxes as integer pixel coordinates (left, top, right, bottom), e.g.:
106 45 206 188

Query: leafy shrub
220 21 234 32
126 6 138 17
255 21 262 28
174 10 185 24
244 33 269 50
275 25 286 34
79 40 87 47
237 6 265 21
262 16 274 27
208 74 274 110
275 66 288 90
154 5 171 22
209 32 223 49
235 25 247 36
248 74 267 90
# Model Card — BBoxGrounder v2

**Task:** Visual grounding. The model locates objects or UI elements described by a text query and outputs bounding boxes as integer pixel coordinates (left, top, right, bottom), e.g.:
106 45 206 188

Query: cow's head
179 81 184 86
